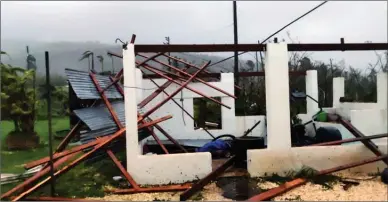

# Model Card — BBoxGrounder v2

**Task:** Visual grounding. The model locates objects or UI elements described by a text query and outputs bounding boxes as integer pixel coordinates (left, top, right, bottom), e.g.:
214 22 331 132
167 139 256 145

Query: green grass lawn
1 118 69 173
1 118 123 199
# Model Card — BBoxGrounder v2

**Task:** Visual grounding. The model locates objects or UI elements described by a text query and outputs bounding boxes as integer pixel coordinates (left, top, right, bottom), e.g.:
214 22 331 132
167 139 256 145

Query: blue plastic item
195 139 231 153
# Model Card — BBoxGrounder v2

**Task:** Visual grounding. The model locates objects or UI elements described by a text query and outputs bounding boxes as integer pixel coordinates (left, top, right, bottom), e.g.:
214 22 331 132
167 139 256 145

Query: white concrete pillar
332 77 345 108
377 72 387 109
123 43 140 163
264 43 291 149
135 68 143 104
305 70 319 115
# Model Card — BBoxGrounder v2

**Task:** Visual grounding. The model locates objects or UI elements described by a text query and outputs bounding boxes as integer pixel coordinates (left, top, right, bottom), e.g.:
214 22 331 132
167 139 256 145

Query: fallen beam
134 43 388 53
248 155 388 201
180 156 237 201
142 71 215 139
137 53 237 99
139 62 231 110
1 152 80 200
23 116 172 170
13 114 174 201
10 196 103 201
338 118 388 165
106 183 192 194
142 71 306 79
139 61 211 122
312 133 388 146
106 150 140 189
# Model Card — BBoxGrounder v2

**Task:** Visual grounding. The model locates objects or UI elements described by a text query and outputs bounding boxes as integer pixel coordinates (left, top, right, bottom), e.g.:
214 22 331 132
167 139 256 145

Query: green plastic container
316 111 328 122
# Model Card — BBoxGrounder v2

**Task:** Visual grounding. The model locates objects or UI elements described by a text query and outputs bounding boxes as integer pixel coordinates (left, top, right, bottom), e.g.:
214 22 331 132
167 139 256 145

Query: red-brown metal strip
55 121 82 152
137 53 237 99
180 156 236 201
139 61 211 122
24 136 111 170
248 155 388 201
24 116 172 171
1 151 81 200
138 81 173 108
311 133 388 146
102 52 164 93
107 75 172 154
13 116 174 200
106 183 192 194
10 196 103 201
89 72 123 129
134 43 388 53
106 150 140 189
140 63 230 110
12 128 127 201
142 70 215 139
338 118 388 165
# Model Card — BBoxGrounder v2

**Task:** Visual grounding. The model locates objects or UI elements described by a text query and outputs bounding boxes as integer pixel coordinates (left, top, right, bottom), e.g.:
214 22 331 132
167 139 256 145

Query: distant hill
1 40 259 77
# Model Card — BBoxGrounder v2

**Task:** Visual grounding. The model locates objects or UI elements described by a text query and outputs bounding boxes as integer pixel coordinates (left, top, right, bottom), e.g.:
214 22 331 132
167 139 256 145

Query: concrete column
332 77 345 108
306 70 319 116
377 72 387 109
135 68 143 104
123 43 140 164
264 43 291 149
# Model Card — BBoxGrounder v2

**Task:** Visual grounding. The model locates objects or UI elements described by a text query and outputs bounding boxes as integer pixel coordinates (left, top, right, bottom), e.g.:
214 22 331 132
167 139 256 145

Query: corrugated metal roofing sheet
65 68 123 100
73 101 125 131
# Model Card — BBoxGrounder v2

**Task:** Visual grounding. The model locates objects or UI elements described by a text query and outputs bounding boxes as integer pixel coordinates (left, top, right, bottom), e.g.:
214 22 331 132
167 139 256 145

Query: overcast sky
1 1 387 69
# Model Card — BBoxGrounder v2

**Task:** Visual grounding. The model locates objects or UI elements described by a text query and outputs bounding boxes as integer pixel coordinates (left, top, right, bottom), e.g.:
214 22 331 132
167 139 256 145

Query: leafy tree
1 64 37 134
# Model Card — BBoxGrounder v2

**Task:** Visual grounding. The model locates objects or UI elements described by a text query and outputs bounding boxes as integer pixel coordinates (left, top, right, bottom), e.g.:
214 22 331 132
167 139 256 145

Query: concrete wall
247 43 387 177
124 44 212 185
140 73 265 139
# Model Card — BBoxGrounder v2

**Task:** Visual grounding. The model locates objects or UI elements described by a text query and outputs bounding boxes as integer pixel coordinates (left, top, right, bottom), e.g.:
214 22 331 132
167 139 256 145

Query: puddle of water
216 176 263 201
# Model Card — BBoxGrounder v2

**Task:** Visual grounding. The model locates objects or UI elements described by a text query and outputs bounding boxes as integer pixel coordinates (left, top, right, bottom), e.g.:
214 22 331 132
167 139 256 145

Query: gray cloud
1 1 387 68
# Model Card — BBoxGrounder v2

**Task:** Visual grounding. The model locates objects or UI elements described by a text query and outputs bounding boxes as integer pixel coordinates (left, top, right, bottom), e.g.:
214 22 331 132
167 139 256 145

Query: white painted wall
139 72 265 139
248 43 387 177
124 44 212 185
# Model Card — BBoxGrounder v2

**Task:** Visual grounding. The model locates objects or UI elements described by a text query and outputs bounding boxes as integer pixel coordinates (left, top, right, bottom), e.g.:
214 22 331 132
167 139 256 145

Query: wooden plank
106 183 192 194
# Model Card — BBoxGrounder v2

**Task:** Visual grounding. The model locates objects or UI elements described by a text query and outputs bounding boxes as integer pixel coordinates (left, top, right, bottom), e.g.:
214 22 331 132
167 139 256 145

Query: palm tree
97 55 104 73
79 51 94 71
107 53 115 74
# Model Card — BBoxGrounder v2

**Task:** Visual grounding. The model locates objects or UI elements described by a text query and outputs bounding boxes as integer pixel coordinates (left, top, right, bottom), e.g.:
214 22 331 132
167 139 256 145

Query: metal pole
45 51 55 196
233 1 239 86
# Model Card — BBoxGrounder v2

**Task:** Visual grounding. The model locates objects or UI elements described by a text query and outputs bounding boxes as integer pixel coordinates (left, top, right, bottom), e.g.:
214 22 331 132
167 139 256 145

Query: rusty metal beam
12 128 127 201
106 183 192 194
1 152 80 200
142 70 216 139
142 71 306 79
24 116 172 170
338 118 388 165
312 133 388 146
102 52 164 93
90 72 123 129
248 155 388 201
106 150 140 189
134 43 388 53
107 51 243 90
55 122 82 152
140 63 230 110
108 75 171 154
180 156 237 201
139 61 214 122
138 81 173 108
137 53 237 99
10 196 102 201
